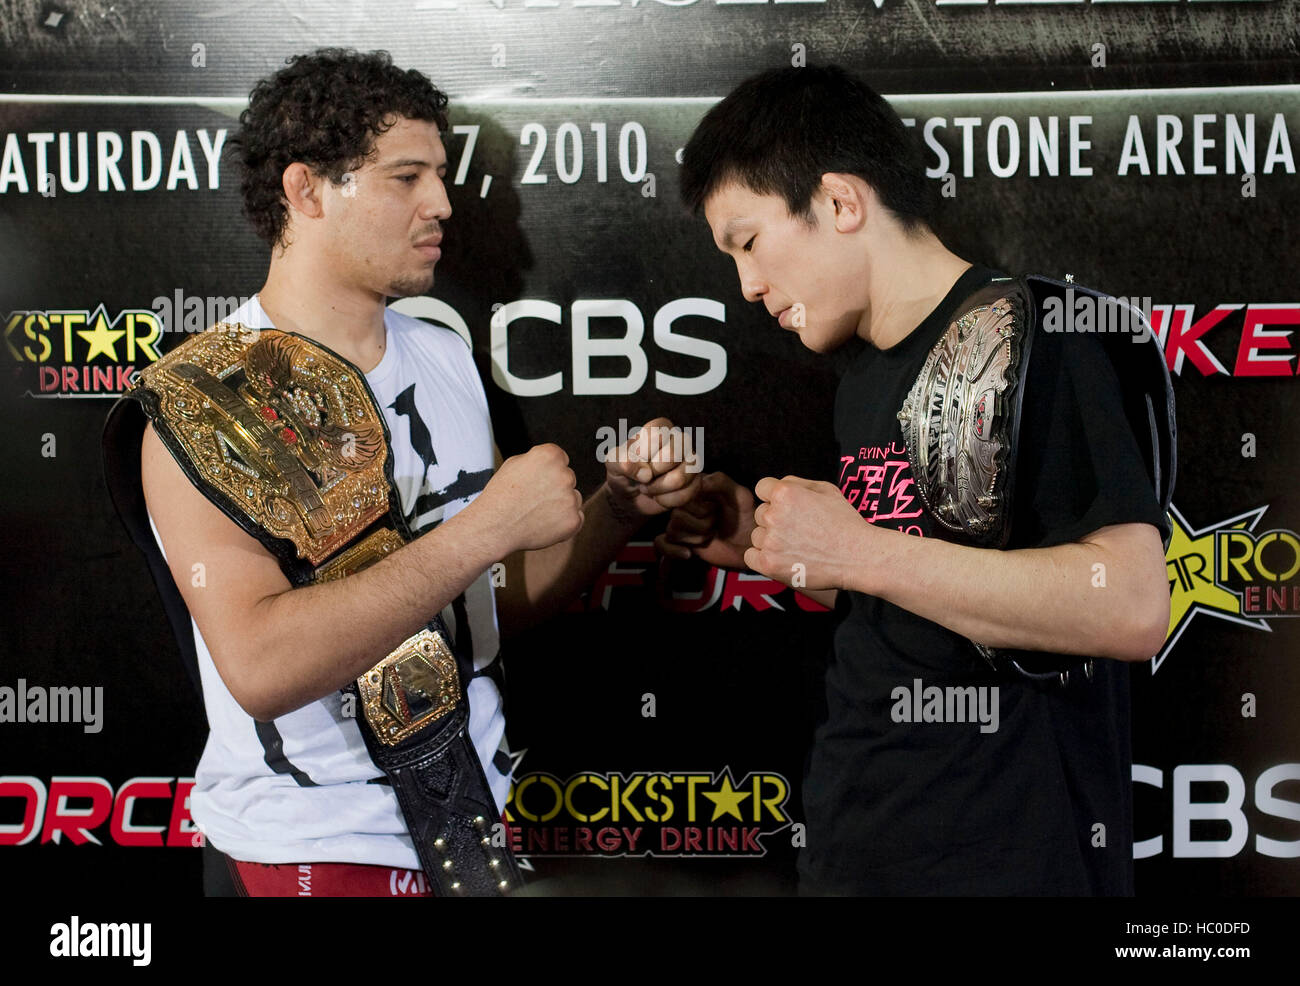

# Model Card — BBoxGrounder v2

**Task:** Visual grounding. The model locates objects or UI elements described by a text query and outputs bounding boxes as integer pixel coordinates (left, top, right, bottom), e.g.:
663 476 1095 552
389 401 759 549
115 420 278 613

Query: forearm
848 525 1168 661
498 483 641 635
238 509 502 720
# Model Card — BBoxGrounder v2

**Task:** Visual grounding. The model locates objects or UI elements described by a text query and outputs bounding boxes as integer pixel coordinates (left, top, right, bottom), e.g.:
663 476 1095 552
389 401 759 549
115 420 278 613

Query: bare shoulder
139 422 264 560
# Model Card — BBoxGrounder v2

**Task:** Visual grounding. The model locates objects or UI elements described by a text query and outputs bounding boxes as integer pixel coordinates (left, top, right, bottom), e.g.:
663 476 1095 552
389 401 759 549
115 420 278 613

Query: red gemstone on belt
260 406 278 421
281 427 298 444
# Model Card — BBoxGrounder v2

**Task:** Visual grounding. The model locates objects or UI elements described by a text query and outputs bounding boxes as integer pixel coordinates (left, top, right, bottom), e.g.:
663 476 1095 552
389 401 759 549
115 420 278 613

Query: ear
818 172 870 234
281 162 326 224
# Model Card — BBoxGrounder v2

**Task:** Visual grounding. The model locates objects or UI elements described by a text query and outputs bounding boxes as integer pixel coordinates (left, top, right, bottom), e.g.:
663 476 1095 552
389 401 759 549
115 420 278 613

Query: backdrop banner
1 0 1297 907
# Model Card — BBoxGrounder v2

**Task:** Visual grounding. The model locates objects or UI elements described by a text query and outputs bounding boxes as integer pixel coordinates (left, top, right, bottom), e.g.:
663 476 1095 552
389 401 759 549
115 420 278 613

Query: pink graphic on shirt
838 440 926 536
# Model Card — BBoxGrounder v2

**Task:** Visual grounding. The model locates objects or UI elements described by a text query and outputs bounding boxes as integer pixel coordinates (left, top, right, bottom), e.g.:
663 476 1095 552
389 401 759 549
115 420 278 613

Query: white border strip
0 95 247 106
1 84 1298 106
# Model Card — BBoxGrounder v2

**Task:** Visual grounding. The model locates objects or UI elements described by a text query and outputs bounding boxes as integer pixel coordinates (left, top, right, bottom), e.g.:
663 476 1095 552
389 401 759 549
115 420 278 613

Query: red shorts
222 815 516 897
229 859 434 897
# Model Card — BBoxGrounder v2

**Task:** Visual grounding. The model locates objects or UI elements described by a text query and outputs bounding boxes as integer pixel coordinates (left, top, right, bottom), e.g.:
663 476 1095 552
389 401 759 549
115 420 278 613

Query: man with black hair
664 64 1173 895
103 49 699 896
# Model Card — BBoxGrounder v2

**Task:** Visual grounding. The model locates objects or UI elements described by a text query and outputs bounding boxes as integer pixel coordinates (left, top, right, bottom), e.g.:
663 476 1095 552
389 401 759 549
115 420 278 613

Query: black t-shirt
798 265 1169 895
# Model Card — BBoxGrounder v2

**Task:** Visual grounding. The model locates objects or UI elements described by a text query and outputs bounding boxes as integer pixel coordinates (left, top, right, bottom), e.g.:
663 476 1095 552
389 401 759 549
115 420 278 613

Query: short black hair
231 48 450 248
679 64 931 231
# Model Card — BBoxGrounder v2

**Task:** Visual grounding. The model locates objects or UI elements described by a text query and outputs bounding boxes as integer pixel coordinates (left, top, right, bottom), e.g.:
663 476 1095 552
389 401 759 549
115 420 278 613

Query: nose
421 174 452 222
737 259 766 304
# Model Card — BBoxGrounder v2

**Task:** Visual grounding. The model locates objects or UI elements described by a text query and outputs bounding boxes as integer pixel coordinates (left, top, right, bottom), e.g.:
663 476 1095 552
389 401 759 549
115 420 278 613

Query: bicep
140 422 290 698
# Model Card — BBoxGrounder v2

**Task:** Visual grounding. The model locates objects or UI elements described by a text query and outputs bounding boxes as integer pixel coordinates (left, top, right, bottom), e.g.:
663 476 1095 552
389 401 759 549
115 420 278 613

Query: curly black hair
230 48 450 249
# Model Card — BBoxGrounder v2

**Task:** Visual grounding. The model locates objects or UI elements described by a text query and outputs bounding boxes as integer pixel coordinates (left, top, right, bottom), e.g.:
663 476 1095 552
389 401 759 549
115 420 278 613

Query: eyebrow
381 158 449 171
718 218 752 250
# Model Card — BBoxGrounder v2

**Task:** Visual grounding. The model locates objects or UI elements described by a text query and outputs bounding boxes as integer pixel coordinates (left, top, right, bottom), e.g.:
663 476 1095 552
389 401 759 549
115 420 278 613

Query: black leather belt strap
349 617 524 897
352 690 524 896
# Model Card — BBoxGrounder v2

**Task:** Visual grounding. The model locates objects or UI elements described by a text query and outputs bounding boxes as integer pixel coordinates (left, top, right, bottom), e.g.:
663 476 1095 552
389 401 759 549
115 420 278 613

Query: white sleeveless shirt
146 297 508 868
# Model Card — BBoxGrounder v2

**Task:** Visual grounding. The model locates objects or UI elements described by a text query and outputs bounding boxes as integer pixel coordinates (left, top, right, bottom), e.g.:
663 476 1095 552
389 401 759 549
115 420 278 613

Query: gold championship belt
897 276 1175 683
102 323 523 895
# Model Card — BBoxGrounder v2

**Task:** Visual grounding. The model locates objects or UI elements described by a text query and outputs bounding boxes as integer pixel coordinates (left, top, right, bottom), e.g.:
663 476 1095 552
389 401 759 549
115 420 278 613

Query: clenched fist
655 471 756 570
746 475 886 591
603 417 703 522
475 443 584 553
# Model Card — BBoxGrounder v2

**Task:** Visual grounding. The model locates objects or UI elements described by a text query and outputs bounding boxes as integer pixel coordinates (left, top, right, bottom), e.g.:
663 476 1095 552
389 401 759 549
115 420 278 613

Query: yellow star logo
1157 503 1271 672
703 771 751 822
77 305 126 361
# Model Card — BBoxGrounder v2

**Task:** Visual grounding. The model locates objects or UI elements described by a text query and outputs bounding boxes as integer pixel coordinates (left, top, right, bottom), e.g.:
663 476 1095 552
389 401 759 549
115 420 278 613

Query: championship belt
897 275 1176 683
102 323 523 896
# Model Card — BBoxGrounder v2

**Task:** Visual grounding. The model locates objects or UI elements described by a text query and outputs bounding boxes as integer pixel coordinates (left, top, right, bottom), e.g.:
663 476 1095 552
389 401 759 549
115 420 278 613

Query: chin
385 270 435 299
796 329 844 355
800 319 858 354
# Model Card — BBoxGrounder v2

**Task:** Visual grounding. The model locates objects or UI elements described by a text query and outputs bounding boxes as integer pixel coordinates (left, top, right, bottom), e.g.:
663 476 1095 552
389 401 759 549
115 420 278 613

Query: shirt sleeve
1010 325 1170 550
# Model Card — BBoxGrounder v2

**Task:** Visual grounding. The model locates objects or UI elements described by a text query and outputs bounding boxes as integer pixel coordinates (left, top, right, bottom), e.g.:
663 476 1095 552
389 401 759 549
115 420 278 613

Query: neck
857 228 972 351
257 248 389 373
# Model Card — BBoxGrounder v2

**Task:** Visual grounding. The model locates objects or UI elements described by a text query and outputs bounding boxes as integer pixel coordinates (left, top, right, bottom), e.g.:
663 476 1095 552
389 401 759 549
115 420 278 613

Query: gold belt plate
357 628 461 747
136 325 391 567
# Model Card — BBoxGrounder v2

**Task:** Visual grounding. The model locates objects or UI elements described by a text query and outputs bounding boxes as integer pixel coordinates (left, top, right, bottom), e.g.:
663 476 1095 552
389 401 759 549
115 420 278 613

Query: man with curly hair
104 49 698 896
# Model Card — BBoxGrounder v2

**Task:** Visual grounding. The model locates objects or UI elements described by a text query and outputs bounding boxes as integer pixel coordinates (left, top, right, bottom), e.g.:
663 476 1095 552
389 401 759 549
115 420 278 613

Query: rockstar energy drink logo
505 769 793 858
5 306 162 397
1160 502 1299 671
